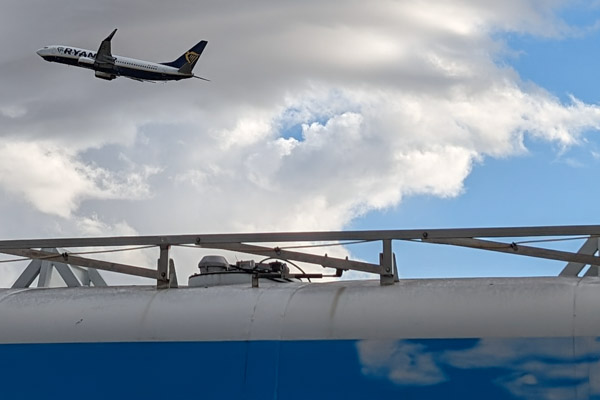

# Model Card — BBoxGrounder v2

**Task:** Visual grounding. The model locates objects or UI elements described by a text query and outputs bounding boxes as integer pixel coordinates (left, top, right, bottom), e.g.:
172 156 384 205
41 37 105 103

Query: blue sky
349 136 600 277
349 3 600 278
507 4 600 105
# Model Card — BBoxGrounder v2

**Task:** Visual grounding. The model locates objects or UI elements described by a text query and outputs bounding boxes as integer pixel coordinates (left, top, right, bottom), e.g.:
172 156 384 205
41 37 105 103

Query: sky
1 0 600 286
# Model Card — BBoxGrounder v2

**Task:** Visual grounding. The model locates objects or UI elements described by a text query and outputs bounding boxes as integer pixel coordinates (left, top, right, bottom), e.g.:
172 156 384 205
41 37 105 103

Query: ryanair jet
36 29 208 82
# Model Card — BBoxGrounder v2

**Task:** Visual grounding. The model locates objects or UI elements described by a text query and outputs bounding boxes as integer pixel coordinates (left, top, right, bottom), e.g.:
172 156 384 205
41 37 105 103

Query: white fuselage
36 45 191 81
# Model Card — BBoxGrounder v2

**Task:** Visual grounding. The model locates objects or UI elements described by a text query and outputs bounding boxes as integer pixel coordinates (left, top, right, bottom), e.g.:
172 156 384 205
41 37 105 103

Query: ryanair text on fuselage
58 47 96 58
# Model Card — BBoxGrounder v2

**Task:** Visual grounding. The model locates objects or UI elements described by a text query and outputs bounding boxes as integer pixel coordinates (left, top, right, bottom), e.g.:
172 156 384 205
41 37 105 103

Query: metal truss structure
3 225 600 289
11 247 107 288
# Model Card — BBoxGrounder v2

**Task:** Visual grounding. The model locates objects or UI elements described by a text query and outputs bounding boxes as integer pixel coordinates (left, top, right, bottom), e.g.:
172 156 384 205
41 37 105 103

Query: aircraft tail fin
161 40 207 75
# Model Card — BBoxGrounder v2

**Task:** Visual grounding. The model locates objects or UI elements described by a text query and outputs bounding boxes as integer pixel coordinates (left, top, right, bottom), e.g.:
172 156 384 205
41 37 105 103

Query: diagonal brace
1 248 158 280
559 237 599 277
423 237 600 267
198 243 383 275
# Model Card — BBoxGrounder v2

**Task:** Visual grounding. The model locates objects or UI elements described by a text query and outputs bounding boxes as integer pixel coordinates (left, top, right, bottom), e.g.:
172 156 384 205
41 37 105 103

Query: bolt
422 232 428 239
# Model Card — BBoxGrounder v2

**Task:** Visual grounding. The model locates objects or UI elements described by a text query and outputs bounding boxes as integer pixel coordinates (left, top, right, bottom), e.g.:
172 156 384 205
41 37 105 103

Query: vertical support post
588 238 600 277
583 238 600 277
380 239 395 285
157 245 170 289
168 259 178 288
596 238 600 276
38 260 53 287
595 238 600 277
393 252 399 282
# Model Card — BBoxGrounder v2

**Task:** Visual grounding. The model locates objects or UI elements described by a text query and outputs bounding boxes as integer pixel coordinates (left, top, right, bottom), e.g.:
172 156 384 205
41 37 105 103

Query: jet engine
94 71 116 81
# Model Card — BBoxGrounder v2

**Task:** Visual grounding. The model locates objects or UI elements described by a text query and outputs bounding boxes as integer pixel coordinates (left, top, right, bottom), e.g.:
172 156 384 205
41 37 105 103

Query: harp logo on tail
185 51 200 64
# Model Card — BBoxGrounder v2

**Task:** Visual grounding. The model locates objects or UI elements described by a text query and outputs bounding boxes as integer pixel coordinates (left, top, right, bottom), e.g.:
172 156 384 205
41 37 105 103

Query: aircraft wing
123 76 156 83
94 29 117 69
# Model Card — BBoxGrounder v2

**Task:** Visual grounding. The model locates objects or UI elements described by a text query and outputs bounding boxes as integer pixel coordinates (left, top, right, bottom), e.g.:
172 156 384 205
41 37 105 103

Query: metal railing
2 225 600 288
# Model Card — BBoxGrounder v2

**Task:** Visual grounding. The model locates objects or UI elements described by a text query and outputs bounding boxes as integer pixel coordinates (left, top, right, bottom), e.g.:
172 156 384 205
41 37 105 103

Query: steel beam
87 267 108 286
584 265 598 277
200 243 383 275
38 260 53 287
0 225 599 249
11 259 42 288
424 237 600 267
0 248 158 280
42 248 80 287
584 239 600 277
53 261 82 287
70 265 91 285
559 237 599 276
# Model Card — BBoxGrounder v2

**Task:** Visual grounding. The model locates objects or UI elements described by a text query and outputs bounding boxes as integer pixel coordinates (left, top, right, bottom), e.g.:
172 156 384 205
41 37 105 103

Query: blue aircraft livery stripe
2 337 600 399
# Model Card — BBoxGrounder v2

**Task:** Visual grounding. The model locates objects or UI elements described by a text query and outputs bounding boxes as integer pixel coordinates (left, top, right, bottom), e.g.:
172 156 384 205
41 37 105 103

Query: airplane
36 29 208 82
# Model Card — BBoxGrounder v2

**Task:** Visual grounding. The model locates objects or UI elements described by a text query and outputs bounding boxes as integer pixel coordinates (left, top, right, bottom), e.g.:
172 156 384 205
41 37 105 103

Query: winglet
105 28 117 42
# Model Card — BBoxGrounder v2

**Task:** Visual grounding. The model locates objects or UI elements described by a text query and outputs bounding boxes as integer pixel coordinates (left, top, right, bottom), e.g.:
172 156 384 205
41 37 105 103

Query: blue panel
1 342 250 399
2 337 600 399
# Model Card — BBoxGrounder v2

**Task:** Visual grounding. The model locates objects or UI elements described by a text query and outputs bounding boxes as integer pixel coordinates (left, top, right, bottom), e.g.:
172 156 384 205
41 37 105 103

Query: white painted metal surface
0 277 598 344
188 271 253 287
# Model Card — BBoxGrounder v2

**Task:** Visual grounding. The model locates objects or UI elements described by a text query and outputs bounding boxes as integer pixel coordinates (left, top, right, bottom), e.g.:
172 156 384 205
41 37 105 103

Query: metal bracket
379 239 396 285
157 245 170 289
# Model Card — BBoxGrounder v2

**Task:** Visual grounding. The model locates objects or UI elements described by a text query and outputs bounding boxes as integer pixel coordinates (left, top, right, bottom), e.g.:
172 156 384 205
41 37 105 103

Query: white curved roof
1 277 599 344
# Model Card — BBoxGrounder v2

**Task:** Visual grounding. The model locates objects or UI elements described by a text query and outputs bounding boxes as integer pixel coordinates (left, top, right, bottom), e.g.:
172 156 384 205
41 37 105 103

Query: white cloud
444 337 600 367
357 340 446 385
0 141 157 218
75 214 139 237
0 0 600 285
73 217 157 286
357 337 600 400
444 337 600 399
